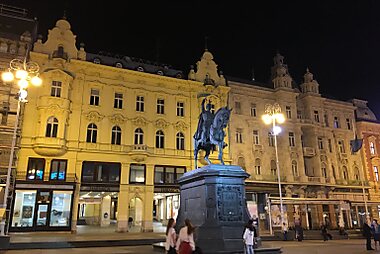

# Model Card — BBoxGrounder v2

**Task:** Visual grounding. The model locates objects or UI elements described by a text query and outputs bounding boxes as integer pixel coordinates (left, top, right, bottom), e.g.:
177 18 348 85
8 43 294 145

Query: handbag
167 246 176 254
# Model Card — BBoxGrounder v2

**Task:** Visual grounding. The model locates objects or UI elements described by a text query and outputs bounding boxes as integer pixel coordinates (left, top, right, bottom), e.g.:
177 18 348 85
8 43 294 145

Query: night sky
2 0 380 117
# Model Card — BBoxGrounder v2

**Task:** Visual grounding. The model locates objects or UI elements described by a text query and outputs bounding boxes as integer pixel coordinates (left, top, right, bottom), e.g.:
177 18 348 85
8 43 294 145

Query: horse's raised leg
218 142 225 165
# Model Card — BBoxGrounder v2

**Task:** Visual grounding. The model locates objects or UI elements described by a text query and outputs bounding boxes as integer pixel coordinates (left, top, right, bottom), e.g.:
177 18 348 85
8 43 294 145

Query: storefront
10 183 75 231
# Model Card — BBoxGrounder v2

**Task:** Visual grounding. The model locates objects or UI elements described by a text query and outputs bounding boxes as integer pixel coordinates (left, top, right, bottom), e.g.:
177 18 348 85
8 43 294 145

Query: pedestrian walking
243 219 256 254
295 223 303 242
165 218 177 254
176 218 195 254
282 222 288 241
321 224 329 241
363 221 374 250
372 219 380 250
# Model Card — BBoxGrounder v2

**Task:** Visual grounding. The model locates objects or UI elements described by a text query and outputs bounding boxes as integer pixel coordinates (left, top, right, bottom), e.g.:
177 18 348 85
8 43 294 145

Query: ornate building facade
9 18 229 232
229 54 370 232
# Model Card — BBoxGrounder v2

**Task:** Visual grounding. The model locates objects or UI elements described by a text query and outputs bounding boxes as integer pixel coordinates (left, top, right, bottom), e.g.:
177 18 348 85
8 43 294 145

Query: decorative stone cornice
85 111 105 122
154 118 170 129
109 113 126 125
131 116 149 126
174 121 188 132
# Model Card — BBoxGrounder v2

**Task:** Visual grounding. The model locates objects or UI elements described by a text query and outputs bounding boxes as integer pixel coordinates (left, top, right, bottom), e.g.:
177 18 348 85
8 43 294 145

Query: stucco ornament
131 116 148 126
154 118 170 129
109 114 126 125
174 121 188 131
85 111 104 122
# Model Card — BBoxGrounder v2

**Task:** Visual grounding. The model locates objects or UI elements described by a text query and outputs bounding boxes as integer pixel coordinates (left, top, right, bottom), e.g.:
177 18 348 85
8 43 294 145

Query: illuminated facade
229 54 369 231
10 18 229 232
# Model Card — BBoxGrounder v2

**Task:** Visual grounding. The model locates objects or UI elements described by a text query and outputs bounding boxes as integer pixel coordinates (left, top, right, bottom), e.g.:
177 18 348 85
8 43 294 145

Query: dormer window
137 66 144 72
115 62 123 68
176 73 182 79
157 70 164 76
93 58 101 64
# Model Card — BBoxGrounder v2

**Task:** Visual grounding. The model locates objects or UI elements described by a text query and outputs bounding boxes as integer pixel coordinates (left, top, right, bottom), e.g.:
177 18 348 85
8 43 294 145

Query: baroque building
9 18 229 232
229 53 369 232
0 5 37 224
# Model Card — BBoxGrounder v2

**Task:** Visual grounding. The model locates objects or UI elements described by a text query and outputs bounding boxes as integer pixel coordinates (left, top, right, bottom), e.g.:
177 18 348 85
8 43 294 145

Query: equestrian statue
193 98 232 168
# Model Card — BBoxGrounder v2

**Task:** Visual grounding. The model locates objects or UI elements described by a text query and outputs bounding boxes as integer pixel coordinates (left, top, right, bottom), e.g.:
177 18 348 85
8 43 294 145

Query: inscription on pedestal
217 185 243 221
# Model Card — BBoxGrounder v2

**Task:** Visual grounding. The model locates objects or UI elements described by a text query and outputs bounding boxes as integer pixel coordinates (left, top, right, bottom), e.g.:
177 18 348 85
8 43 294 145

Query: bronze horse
193 106 231 168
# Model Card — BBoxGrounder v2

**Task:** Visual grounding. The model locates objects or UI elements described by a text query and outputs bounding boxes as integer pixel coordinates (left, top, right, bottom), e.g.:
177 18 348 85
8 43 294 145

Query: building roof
86 52 185 79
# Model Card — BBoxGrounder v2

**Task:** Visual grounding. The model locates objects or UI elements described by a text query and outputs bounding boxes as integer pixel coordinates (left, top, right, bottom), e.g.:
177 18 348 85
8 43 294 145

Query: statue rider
200 98 214 144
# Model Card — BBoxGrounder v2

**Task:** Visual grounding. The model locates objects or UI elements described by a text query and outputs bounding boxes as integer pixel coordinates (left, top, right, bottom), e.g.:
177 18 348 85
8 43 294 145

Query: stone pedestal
175 164 250 254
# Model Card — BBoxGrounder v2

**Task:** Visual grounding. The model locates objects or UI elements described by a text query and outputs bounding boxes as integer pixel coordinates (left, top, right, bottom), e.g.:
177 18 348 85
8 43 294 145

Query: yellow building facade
10 18 229 232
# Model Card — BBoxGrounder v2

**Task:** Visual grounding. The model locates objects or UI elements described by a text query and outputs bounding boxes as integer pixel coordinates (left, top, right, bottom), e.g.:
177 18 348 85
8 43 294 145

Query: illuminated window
374 166 379 182
26 158 45 180
130 164 145 184
50 160 67 181
370 142 376 155
111 126 121 145
45 117 58 137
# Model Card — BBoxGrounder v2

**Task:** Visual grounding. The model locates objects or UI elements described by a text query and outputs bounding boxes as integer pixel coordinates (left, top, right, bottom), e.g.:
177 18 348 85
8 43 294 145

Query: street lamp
262 103 285 229
0 55 41 236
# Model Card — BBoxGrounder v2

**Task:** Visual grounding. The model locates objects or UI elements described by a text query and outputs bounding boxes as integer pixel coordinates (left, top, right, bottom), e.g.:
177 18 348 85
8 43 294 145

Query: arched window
321 163 327 178
134 128 144 145
155 130 164 148
255 158 261 175
354 167 360 181
176 132 185 150
270 160 277 175
342 166 348 180
111 126 121 145
86 123 97 143
45 117 58 137
237 157 246 170
370 142 376 155
292 161 298 176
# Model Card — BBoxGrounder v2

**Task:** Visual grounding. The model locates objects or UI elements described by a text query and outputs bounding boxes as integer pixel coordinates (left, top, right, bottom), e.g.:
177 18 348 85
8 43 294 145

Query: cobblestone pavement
2 239 378 254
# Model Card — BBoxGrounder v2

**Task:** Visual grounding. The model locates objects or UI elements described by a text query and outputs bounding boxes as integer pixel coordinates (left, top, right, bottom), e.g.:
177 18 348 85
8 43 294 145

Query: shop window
114 93 123 109
45 117 58 137
156 130 165 148
82 161 121 183
111 126 122 145
11 190 37 227
134 128 144 145
86 123 97 143
176 132 185 150
177 102 184 117
90 88 100 106
50 191 72 227
27 158 45 180
157 99 165 114
136 96 144 112
154 165 186 184
50 160 67 181
51 81 62 97
130 164 146 184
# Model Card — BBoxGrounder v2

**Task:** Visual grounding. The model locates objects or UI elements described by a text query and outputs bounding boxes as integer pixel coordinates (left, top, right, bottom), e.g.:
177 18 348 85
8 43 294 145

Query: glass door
34 191 51 230
36 204 49 227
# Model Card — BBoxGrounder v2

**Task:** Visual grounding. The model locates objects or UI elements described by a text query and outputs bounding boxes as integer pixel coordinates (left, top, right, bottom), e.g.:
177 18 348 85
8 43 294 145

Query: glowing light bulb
262 114 273 125
19 89 28 100
15 69 28 80
2 71 14 82
273 126 282 135
31 75 42 86
18 79 28 89
275 113 285 124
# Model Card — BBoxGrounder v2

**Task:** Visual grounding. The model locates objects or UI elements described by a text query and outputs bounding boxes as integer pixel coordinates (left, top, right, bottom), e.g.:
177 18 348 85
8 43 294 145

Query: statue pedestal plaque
175 164 250 254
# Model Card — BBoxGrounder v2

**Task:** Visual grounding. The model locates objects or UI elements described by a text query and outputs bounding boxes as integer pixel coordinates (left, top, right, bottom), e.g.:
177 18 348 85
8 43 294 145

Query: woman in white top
165 218 177 254
176 218 195 254
243 219 255 254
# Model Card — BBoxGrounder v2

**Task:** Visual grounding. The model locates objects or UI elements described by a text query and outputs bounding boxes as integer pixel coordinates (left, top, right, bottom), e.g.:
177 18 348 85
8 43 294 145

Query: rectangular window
154 165 186 184
314 110 320 122
50 190 72 227
250 104 257 117
236 129 243 143
346 118 351 130
51 81 62 97
286 106 291 119
177 102 184 116
318 137 324 150
268 132 274 147
324 114 329 127
81 161 121 183
157 99 165 114
130 164 145 184
334 117 340 128
253 130 259 145
374 166 379 182
289 132 295 147
235 101 241 114
50 160 67 181
370 142 376 155
11 190 37 228
338 140 345 153
328 139 333 152
136 96 144 112
27 158 45 180
90 89 100 106
114 93 123 109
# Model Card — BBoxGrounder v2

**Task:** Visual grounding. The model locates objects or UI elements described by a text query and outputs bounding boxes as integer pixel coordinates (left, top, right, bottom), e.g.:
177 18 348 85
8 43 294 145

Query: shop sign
154 187 180 193
80 185 119 192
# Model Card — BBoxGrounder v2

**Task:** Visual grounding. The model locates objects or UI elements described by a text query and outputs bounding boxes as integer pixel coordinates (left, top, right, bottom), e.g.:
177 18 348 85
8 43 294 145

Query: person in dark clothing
295 223 304 242
321 224 330 241
364 221 375 250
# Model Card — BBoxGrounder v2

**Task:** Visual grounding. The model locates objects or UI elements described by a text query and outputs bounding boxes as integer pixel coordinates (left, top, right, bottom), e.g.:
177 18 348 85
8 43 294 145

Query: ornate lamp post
262 103 285 229
0 56 41 235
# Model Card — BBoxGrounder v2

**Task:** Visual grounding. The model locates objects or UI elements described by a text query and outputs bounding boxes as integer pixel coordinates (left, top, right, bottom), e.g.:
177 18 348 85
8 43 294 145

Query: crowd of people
363 219 380 251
